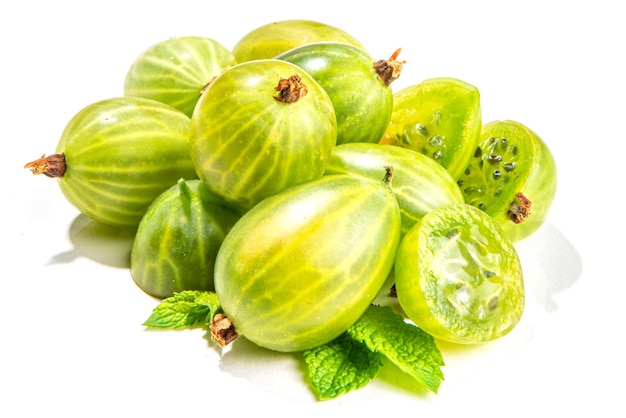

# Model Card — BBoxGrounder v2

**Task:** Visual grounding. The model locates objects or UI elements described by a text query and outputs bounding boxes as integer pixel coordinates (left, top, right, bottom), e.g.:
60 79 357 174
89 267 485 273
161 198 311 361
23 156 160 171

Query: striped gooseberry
232 19 366 63
214 171 401 352
123 36 235 118
324 142 464 236
276 43 404 145
130 179 241 299
189 59 337 211
24 97 197 227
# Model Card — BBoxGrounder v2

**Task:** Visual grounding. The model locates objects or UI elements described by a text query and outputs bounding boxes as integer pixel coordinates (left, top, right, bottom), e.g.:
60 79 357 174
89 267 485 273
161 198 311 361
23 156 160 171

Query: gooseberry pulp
456 120 557 242
232 19 366 63
394 203 524 344
276 43 403 145
130 179 241 299
382 77 482 180
24 97 197 227
189 59 337 211
324 142 464 236
124 36 235 118
214 172 401 352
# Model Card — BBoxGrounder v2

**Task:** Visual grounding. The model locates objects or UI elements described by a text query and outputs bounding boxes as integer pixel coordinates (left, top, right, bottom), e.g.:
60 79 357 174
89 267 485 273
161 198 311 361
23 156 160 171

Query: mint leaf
303 333 383 400
143 290 221 329
347 305 445 393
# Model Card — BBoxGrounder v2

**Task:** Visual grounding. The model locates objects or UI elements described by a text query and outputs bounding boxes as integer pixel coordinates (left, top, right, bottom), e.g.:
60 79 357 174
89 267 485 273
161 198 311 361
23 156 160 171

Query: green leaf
303 333 383 400
347 305 445 393
143 290 221 329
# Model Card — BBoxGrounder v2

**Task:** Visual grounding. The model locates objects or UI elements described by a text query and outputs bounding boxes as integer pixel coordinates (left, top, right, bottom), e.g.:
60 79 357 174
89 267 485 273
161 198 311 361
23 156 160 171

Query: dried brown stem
508 193 532 224
210 313 239 348
24 153 67 178
273 74 308 103
373 48 406 86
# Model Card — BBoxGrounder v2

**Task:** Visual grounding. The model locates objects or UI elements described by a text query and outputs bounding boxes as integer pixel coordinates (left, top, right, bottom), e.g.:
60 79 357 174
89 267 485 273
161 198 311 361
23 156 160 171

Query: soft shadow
213 335 317 402
47 214 136 268
515 221 583 312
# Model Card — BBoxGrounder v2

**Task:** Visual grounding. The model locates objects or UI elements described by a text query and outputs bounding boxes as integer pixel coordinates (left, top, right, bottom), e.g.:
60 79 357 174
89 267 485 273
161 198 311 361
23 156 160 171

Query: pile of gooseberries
25 19 557 399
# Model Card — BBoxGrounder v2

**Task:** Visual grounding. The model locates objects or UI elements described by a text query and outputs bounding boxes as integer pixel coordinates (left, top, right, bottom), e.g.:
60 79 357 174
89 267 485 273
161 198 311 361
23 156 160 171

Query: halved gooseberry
394 203 525 344
457 120 557 242
382 77 482 180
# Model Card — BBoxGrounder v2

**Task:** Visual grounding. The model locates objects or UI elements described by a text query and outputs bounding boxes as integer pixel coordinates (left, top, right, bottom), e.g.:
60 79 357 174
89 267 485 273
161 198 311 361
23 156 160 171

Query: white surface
2 1 624 417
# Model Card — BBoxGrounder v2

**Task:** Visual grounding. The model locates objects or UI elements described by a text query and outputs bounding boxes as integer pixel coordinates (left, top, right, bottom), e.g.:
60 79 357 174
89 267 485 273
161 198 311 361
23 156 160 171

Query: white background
2 1 624 417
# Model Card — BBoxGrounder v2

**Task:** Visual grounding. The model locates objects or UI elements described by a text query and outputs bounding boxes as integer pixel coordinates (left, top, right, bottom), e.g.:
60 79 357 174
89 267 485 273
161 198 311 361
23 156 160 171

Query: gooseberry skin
382 77 482 180
54 97 198 227
276 42 393 145
214 174 401 352
324 142 464 236
189 59 337 211
232 19 366 63
130 179 241 299
124 36 235 117
394 203 525 344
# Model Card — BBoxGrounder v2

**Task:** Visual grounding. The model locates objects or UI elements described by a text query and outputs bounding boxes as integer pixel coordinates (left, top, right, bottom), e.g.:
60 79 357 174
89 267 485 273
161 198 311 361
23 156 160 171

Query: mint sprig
303 333 383 400
304 305 445 399
347 305 445 393
143 290 221 329
144 294 445 400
